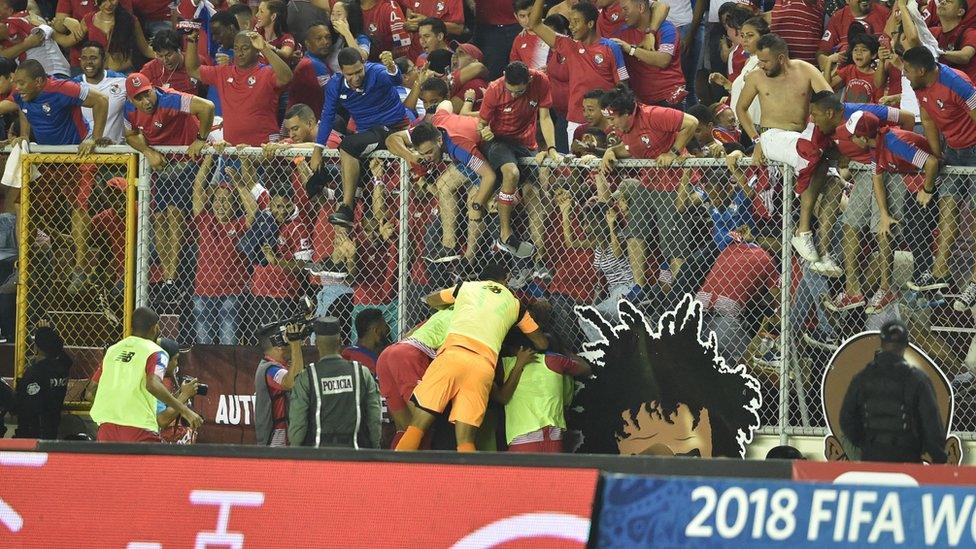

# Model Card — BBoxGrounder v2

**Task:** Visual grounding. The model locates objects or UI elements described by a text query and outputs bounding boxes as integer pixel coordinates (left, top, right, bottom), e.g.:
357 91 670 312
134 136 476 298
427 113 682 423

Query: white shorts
758 127 803 169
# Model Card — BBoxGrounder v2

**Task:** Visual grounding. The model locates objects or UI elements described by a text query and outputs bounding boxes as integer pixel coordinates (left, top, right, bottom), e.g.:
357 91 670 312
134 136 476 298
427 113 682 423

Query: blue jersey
315 62 407 146
15 77 90 145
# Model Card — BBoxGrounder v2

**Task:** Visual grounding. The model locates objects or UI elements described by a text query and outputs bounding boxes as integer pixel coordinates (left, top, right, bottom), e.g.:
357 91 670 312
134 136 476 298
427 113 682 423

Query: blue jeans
193 295 240 345
677 23 705 106
942 143 976 198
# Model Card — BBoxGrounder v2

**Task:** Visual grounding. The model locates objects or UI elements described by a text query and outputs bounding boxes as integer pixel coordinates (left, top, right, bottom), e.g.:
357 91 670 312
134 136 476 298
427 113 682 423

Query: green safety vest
501 354 574 445
408 308 453 351
90 336 167 432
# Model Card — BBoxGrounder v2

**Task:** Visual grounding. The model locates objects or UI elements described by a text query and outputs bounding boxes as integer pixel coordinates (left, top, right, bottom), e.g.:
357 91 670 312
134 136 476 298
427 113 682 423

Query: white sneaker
953 282 976 312
811 255 842 278
791 232 820 263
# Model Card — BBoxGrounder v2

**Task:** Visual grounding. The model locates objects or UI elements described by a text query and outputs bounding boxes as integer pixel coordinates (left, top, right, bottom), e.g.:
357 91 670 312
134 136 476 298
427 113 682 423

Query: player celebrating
395 261 548 452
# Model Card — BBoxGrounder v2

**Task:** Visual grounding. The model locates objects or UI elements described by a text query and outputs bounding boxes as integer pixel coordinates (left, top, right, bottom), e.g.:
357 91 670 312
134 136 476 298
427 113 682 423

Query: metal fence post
778 163 794 446
135 152 151 308
396 153 411 338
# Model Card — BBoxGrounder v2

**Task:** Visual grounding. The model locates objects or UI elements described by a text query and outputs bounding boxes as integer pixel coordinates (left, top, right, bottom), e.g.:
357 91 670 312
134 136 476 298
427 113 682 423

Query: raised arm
185 30 203 81
529 0 558 46
249 31 292 87
191 153 215 216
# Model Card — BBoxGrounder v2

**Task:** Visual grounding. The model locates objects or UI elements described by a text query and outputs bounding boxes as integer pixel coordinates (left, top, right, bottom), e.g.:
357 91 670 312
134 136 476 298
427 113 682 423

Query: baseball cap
106 176 127 192
880 319 910 345
125 72 153 99
455 43 484 62
844 110 880 139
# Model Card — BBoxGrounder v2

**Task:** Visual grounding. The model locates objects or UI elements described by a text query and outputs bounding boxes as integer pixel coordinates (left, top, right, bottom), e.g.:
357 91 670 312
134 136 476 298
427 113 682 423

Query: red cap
845 110 880 139
106 176 127 192
455 43 484 62
125 73 153 100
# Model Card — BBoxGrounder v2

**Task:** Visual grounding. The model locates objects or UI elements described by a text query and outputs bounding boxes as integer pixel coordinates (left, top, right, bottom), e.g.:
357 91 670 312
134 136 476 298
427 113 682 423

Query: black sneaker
908 270 950 291
494 234 535 259
424 245 462 264
953 281 976 312
328 204 354 228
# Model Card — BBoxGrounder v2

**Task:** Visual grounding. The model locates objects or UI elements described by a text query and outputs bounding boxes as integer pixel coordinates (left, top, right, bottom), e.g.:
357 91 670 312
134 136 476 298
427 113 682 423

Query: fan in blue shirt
310 48 408 228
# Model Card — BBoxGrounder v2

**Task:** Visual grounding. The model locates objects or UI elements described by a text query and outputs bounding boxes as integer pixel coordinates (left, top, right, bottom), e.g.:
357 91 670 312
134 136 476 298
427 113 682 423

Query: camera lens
196 383 209 396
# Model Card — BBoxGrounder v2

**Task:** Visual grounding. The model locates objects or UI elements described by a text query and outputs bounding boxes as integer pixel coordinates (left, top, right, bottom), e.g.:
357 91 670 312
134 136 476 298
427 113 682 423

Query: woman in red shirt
66 0 154 72
255 0 298 64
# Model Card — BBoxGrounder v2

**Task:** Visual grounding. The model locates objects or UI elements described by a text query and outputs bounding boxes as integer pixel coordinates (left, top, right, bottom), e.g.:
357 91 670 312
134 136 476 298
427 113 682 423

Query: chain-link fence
782 163 976 439
13 150 138 408
9 145 976 440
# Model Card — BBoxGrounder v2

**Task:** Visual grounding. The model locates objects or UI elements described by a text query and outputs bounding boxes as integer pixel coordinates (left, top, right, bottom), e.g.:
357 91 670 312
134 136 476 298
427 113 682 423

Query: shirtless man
735 33 837 266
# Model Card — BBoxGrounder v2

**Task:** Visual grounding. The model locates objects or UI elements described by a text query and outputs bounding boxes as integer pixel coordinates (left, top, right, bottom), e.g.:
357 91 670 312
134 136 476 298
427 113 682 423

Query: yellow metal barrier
14 152 138 409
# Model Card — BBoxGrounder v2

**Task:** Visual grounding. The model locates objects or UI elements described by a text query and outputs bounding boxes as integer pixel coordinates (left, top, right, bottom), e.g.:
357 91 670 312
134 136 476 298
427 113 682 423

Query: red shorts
96 423 161 443
508 426 563 453
376 342 434 413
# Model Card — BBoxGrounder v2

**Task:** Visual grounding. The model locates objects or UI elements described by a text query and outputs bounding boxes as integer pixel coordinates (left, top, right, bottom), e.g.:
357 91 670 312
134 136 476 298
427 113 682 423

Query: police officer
288 317 381 448
840 320 949 464
13 321 71 439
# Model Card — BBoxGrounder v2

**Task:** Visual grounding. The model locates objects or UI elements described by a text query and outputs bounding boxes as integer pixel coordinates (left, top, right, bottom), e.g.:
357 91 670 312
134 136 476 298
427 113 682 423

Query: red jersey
353 236 396 305
479 70 552 149
873 127 935 193
823 103 901 163
510 30 550 71
123 87 200 146
616 21 686 105
475 0 517 25
699 242 778 308
916 63 976 149
193 213 249 297
552 35 629 123
430 108 486 170
770 0 825 64
618 103 683 159
448 69 487 107
818 4 890 54
727 44 749 82
286 55 330 117
91 208 125 283
56 0 131 19
924 0 976 31
139 57 201 95
932 25 976 85
837 64 881 103
341 345 379 374
362 0 412 61
597 3 626 38
258 32 298 65
198 63 283 146
1 13 34 61
546 48 570 116
132 0 169 21
252 217 312 298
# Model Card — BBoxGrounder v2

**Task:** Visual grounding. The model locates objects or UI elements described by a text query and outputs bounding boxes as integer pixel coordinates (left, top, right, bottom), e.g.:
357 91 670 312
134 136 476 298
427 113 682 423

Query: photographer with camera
289 317 381 449
155 339 207 444
254 322 307 447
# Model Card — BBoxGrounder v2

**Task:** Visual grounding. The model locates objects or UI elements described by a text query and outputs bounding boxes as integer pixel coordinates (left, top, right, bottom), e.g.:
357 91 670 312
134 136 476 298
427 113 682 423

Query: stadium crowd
1 0 976 451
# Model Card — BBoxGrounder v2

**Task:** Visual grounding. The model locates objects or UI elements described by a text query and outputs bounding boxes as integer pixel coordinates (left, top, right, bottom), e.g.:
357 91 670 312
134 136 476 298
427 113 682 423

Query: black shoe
908 270 950 291
328 204 354 228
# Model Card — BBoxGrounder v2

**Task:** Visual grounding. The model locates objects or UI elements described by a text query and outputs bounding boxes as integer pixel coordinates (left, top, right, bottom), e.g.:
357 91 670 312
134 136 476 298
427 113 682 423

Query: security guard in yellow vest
90 307 203 442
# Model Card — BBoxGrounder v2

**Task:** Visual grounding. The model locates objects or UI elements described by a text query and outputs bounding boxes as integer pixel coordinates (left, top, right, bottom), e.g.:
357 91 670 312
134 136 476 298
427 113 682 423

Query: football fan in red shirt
477 62 558 259
605 0 681 107
598 84 698 171
139 29 202 95
186 30 293 146
123 71 215 291
816 0 890 71
902 45 976 293
511 0 550 71
415 16 450 67
190 155 255 344
527 0 630 144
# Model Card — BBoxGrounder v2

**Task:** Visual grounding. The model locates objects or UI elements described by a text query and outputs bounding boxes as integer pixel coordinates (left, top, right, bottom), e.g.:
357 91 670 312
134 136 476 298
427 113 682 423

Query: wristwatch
629 45 637 56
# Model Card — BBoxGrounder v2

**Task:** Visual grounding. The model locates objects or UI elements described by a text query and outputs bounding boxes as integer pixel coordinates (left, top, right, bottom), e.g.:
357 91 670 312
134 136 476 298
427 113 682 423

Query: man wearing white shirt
73 41 126 143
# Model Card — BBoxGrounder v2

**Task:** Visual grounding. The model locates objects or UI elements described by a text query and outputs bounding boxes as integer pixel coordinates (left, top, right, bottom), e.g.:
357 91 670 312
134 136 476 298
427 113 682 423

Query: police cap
880 319 910 345
313 316 341 336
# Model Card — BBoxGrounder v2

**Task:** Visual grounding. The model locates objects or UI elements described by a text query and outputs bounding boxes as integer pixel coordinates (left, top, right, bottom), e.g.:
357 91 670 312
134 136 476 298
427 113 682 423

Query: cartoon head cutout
572 295 762 458
821 331 963 464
